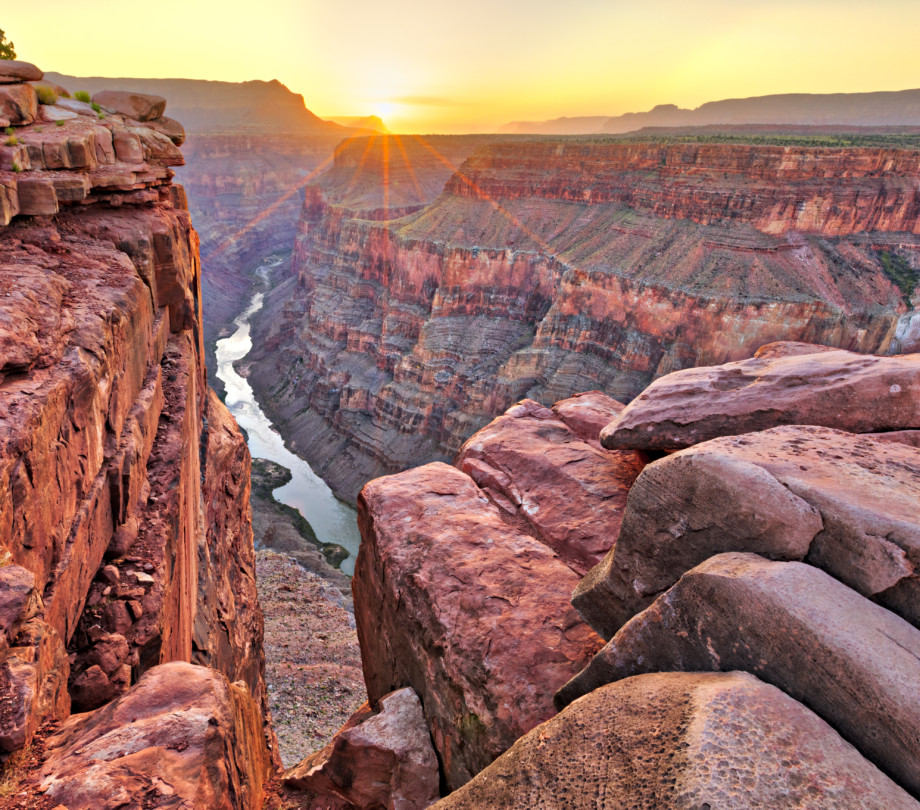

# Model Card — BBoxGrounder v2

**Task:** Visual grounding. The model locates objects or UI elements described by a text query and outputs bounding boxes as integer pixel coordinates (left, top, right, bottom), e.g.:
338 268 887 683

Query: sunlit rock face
249 136 920 503
0 72 277 780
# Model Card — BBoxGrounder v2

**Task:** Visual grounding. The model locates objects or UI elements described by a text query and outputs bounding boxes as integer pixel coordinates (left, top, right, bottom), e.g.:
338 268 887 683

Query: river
214 258 362 575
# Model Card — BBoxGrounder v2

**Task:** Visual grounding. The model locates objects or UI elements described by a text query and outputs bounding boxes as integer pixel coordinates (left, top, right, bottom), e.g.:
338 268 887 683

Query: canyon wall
249 136 920 503
0 66 275 802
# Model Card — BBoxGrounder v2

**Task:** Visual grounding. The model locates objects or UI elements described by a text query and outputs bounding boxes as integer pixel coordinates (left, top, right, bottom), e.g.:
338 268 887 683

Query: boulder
0 565 41 647
0 59 43 83
436 671 919 809
573 425 920 638
550 390 626 445
0 82 38 125
558 553 920 798
40 105 79 122
601 342 920 451
54 97 96 117
354 462 602 791
92 90 166 122
40 661 273 810
146 115 186 146
455 399 645 574
284 687 440 809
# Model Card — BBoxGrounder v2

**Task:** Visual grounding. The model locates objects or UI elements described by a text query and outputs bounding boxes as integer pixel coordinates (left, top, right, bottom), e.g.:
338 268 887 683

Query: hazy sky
8 1 920 132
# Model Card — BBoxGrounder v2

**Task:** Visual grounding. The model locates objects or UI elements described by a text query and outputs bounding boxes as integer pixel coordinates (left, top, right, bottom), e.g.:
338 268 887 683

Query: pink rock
354 462 603 790
92 90 166 122
550 390 626 444
0 82 38 125
41 661 273 809
0 565 40 646
456 398 645 574
601 342 920 450
560 553 920 798
0 60 43 83
285 687 440 809
574 425 920 638
438 671 920 809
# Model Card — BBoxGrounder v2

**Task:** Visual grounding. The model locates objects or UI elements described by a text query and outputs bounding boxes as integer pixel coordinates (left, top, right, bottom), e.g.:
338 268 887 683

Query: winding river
214 258 362 575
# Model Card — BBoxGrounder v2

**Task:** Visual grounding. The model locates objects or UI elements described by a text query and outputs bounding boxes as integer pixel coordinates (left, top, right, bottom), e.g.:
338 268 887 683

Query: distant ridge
502 89 920 135
44 73 363 135
328 115 390 133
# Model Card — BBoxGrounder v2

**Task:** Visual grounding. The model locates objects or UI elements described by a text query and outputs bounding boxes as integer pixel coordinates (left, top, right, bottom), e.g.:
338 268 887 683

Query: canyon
248 134 920 502
3 56 920 809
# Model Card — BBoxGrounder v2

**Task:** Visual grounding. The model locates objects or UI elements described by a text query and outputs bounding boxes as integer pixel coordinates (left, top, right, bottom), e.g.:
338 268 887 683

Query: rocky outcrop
436 672 919 809
40 661 273 810
601 341 920 450
0 62 274 788
559 553 920 796
573 423 920 637
250 137 920 503
353 462 603 790
283 687 440 809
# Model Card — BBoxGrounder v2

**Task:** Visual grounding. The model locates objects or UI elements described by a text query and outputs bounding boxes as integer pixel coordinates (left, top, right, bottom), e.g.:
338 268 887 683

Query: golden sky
8 0 920 132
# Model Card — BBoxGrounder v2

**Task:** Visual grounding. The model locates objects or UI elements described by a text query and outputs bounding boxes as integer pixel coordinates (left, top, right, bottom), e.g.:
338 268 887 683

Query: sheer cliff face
248 137 920 503
0 100 274 765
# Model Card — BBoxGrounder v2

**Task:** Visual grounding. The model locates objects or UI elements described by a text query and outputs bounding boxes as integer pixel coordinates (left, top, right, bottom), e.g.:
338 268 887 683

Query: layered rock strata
0 63 275 798
250 137 920 503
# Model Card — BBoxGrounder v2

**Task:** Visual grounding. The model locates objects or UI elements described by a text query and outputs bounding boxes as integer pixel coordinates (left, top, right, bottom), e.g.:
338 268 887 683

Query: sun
373 101 395 119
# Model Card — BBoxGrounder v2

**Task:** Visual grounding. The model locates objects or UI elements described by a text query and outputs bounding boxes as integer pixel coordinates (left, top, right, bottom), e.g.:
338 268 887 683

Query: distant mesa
43 72 361 135
328 114 390 133
502 88 920 134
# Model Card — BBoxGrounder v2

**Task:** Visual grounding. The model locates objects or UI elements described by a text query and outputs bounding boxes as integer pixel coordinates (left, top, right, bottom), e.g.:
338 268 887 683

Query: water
214 258 362 575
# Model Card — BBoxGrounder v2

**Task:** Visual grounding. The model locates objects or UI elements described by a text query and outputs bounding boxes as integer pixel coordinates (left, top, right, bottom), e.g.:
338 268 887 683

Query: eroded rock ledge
0 61 274 808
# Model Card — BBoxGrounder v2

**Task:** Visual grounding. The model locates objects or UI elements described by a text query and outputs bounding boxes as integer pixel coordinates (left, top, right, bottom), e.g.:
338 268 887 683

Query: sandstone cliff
249 136 920 503
0 63 274 806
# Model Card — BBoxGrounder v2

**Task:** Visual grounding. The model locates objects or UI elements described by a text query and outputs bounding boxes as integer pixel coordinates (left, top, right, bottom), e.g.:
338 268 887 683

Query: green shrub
55 120 65 127
4 136 17 146
74 90 91 103
90 101 101 113
3 127 12 137
11 163 21 173
879 251 917 304
34 85 58 106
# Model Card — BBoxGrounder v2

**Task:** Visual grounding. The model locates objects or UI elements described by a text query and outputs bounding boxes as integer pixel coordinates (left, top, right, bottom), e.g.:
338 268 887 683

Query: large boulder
558 554 920 798
92 90 166 122
0 82 38 125
550 390 627 445
573 425 920 638
436 671 919 809
601 342 920 451
455 399 645 575
284 687 440 809
0 59 43 83
40 661 273 810
354 462 602 790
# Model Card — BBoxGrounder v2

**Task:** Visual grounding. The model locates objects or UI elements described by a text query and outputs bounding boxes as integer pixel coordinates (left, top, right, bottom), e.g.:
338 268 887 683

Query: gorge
2 55 920 810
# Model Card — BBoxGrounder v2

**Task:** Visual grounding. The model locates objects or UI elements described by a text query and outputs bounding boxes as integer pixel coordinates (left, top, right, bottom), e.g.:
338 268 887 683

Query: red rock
284 687 440 809
559 553 920 798
40 661 273 810
455 398 645 574
69 665 110 712
0 619 69 752
573 425 920 638
601 342 920 451
0 60 43 83
92 90 166 121
0 565 41 646
871 429 920 448
438 672 920 809
354 462 603 790
146 115 186 146
550 390 626 444
0 83 38 125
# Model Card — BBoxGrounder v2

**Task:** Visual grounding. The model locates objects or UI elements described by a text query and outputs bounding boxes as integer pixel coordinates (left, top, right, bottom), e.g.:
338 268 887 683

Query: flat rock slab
560 553 920 798
40 661 273 810
92 90 166 121
456 399 645 575
353 462 603 791
550 390 626 444
437 671 919 810
573 425 920 638
0 60 43 83
284 687 440 809
601 342 920 450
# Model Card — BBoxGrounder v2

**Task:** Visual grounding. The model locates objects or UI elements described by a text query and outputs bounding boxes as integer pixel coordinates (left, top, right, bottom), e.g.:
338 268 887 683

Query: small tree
0 30 16 60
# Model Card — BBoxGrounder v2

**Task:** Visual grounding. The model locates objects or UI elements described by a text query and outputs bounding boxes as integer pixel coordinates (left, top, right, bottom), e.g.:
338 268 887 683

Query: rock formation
349 341 920 803
0 60 275 806
249 136 920 503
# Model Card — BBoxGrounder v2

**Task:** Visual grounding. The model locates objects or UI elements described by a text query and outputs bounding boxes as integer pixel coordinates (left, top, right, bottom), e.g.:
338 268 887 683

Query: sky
7 0 920 132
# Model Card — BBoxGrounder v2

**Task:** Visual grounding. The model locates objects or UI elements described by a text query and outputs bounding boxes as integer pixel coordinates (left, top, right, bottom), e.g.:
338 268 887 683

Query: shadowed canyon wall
248 137 920 503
